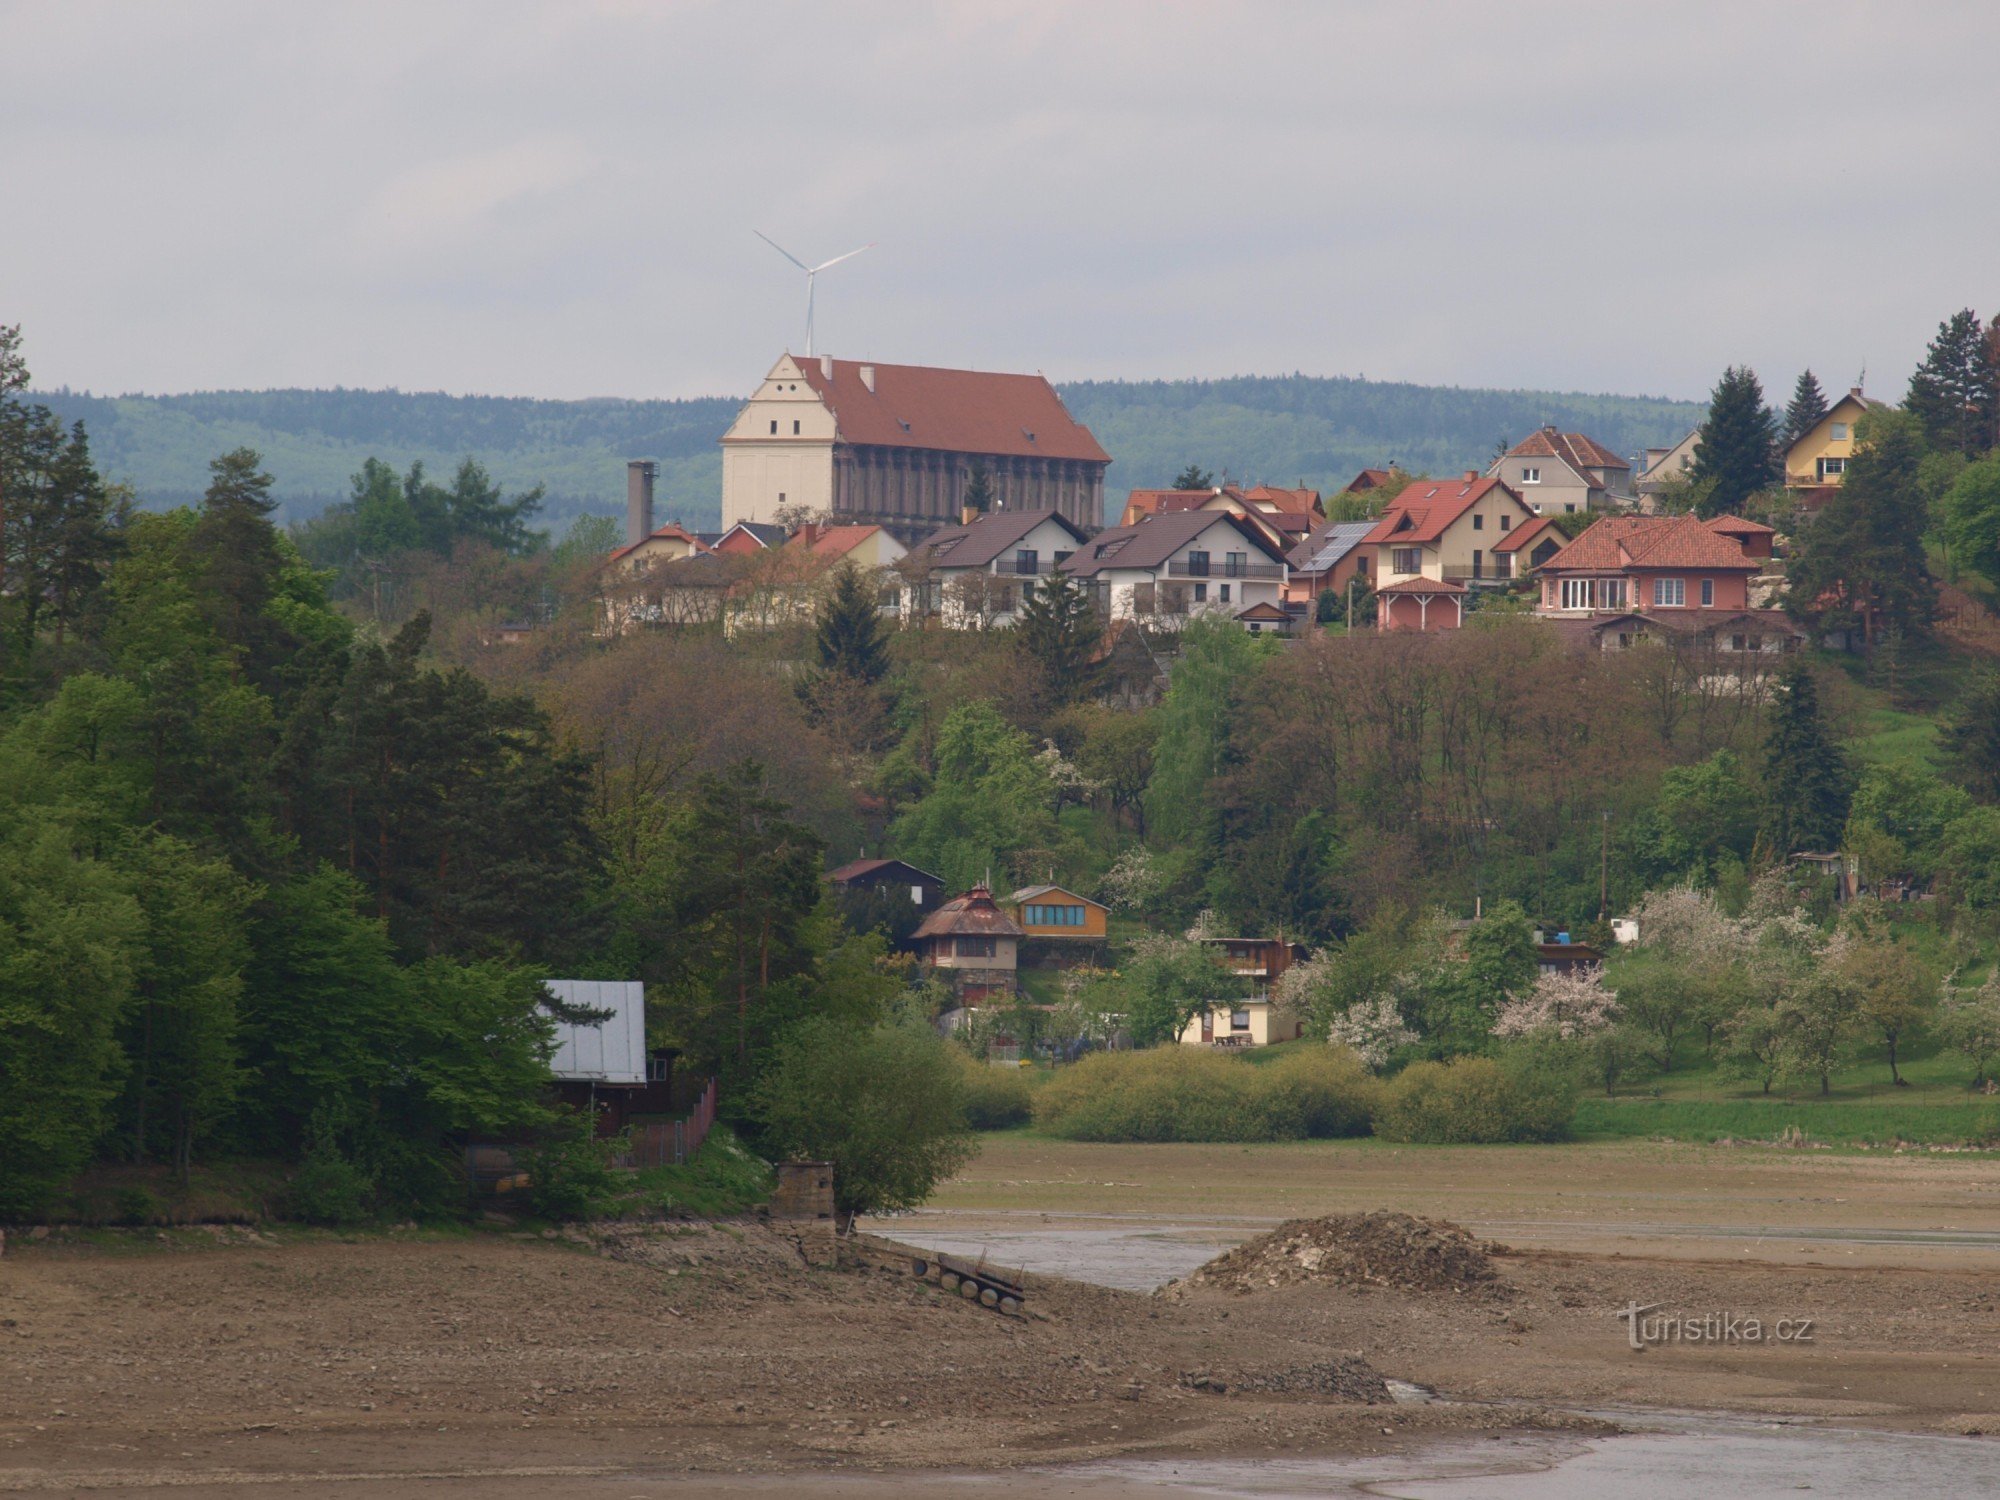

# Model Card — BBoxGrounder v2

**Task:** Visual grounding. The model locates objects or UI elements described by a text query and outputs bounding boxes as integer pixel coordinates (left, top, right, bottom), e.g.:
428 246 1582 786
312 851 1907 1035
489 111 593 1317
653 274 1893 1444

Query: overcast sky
5 1 1996 405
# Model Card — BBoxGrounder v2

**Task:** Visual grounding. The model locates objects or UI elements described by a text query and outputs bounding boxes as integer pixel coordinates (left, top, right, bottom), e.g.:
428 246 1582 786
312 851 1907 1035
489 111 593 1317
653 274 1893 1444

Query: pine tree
1906 309 1998 459
813 561 891 685
1014 570 1103 705
961 462 994 517
1783 370 1830 450
1761 662 1852 854
1172 463 1215 491
187 447 294 682
1691 365 1777 516
1788 410 1937 644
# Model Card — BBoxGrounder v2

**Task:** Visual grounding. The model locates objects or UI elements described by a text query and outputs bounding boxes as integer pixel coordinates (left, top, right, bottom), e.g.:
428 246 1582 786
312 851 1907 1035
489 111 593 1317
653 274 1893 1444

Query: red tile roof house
907 507 1092 628
1487 427 1634 514
912 885 1024 1003
1118 485 1319 556
1362 472 1541 591
1059 510 1290 630
1703 514 1777 563
1492 512 1568 576
1285 519 1378 606
1535 515 1759 617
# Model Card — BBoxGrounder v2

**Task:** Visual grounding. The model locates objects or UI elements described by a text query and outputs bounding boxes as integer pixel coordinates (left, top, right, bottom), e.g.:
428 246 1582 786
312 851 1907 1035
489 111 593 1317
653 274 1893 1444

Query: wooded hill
37 375 1704 533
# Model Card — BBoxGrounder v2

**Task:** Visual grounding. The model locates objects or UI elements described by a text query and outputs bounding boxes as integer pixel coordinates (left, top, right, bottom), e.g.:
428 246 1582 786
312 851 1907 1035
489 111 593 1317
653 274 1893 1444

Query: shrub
1376 1056 1574 1144
1032 1046 1377 1143
288 1140 375 1225
523 1112 621 1222
953 1052 1034 1129
114 1186 159 1226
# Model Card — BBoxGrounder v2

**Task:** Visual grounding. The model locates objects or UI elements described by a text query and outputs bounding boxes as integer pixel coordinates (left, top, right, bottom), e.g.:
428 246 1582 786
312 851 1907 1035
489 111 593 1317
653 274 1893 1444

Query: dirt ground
3 1137 1999 1495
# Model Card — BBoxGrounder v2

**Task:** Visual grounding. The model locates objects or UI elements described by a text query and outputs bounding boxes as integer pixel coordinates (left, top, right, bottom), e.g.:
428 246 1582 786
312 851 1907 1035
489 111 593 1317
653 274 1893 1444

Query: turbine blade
754 230 809 271
810 242 876 273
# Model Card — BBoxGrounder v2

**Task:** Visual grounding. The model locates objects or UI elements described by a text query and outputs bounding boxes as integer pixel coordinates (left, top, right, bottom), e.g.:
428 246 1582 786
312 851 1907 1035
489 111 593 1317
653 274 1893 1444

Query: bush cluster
953 1053 1036 1129
1032 1046 1380 1142
1374 1055 1575 1144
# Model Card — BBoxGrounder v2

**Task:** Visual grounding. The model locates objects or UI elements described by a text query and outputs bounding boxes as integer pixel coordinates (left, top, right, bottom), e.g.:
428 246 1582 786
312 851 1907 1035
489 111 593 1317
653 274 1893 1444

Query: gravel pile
1167 1212 1503 1297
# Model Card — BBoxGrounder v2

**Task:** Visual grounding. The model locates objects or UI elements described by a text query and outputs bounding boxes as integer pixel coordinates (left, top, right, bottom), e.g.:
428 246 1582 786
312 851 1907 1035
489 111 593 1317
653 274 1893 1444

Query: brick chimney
1463 470 1479 483
625 460 657 547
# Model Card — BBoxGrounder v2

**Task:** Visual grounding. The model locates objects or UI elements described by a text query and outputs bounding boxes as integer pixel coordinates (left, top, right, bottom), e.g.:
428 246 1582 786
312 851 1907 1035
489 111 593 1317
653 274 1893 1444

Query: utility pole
1598 810 1610 922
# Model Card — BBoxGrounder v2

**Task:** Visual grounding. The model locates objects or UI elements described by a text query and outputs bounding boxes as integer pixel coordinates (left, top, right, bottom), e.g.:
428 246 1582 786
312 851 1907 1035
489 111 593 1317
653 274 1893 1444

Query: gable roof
709 520 788 552
913 885 1025 940
1493 512 1563 555
1242 484 1322 511
1703 514 1776 540
772 355 1111 464
1289 519 1376 572
1061 510 1289 577
1121 488 1215 525
1007 883 1107 910
1344 468 1397 493
1539 515 1758 574
1235 600 1292 621
608 522 711 566
1505 427 1630 472
829 857 942 887
921 508 1089 568
1359 476 1528 548
788 523 894 560
1376 576 1469 596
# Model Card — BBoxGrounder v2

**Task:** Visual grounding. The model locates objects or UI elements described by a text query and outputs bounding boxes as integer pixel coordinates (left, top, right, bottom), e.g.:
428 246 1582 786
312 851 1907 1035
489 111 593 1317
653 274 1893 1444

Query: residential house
608 521 710 573
1119 484 1319 556
907 507 1091 627
1059 511 1290 628
1177 936 1309 1048
912 885 1024 1002
1341 467 1402 496
1488 427 1633 514
1535 515 1758 617
719 354 1110 543
828 857 945 913
1362 473 1541 591
726 521 908 631
702 520 789 555
1285 519 1376 606
601 525 728 632
1532 933 1604 975
1636 428 1702 502
1234 600 1296 636
1005 883 1110 966
1543 607 1805 657
1784 387 1886 491
1492 512 1567 576
1200 935 1307 992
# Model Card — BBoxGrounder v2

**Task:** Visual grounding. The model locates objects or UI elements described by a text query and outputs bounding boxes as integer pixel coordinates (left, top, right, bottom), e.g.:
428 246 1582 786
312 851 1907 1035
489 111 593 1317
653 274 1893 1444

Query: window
1391 547 1422 575
1054 550 1073 567
1015 548 1039 576
1818 457 1846 481
954 936 996 959
1185 550 1211 576
1219 583 1231 602
1601 579 1627 609
1653 577 1686 607
1193 582 1208 602
1700 578 1714 606
1730 634 1746 652
1020 580 1036 602
1225 551 1247 576
1496 554 1513 580
1564 503 1577 514
1562 578 1592 611
1471 549 1483 579
1531 503 1544 515
1522 466 1541 483
1499 513 1512 532
910 885 926 905
792 419 801 435
1230 1009 1252 1031
1473 513 1485 531
1355 554 1369 576
769 420 778 434
1028 903 1087 927
1830 422 1849 441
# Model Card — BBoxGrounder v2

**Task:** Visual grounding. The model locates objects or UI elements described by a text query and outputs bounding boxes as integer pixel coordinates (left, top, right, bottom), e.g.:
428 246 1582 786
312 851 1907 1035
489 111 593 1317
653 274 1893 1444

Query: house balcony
989 558 1044 576
1439 566 1519 587
1163 560 1284 581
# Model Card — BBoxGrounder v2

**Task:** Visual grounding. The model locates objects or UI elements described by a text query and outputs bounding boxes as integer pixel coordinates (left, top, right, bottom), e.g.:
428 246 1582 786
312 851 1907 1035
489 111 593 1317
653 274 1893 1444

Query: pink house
1536 516 1758 617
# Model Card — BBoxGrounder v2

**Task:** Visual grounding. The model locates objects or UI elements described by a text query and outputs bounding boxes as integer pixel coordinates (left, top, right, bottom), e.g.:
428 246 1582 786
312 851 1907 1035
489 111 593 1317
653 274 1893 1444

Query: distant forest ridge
35 376 1707 534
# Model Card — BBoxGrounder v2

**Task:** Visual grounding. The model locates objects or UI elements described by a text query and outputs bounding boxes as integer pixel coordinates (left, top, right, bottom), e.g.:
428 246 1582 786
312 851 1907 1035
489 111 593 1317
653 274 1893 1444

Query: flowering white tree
1326 997 1417 1071
1098 847 1161 913
1937 970 2000 1088
1492 965 1621 1041
1035 740 1101 813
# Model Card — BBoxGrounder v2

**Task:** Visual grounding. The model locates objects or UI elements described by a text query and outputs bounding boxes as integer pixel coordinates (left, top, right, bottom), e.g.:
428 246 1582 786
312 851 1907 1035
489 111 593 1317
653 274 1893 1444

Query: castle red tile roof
1539 515 1758 574
784 356 1111 464
1506 428 1630 472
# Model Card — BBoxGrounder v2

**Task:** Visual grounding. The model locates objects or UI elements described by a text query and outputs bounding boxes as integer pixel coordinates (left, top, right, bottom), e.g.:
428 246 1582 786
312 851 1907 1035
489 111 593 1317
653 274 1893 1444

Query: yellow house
1005 884 1109 940
1785 388 1885 489
1176 999 1306 1048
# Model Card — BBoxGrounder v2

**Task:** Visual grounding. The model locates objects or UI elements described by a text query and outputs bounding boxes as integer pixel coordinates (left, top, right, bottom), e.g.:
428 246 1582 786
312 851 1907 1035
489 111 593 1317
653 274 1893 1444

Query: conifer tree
1783 369 1830 449
1014 570 1102 705
1906 308 1998 459
1788 410 1937 644
1691 365 1777 516
1761 662 1852 854
1172 463 1215 491
960 462 994 517
812 561 892 685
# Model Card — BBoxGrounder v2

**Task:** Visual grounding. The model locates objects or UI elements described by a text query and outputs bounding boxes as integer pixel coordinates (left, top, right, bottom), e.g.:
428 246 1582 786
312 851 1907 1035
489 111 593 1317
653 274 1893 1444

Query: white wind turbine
755 231 874 358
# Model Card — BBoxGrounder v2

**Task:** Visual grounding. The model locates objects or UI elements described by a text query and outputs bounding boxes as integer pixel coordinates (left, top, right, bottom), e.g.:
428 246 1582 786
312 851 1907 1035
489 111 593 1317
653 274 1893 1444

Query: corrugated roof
1062 511 1288 577
544 980 647 1086
921 508 1089 568
1539 515 1758 574
913 886 1025 940
774 356 1111 463
829 857 942 885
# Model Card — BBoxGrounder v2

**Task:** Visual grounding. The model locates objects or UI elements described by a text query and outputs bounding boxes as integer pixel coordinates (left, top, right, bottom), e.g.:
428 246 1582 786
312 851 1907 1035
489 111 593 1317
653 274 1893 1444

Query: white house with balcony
907 508 1092 627
1058 511 1289 628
